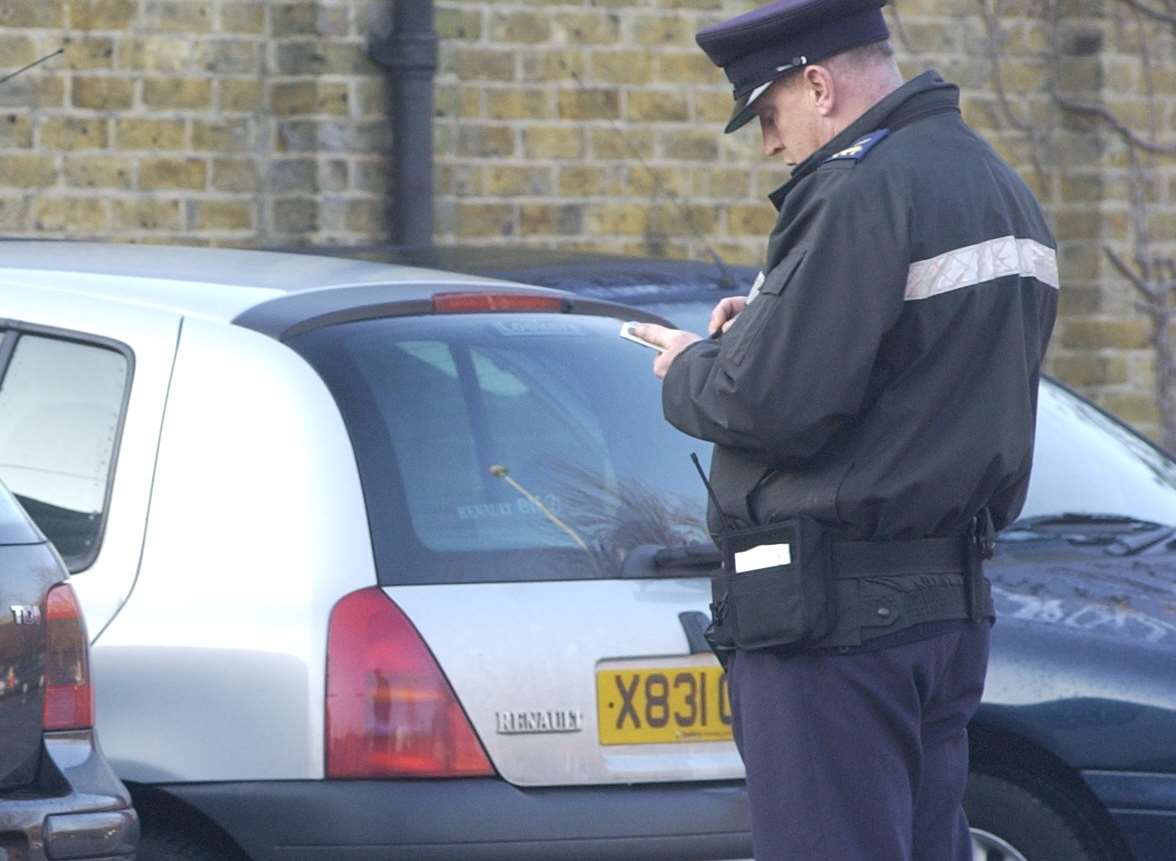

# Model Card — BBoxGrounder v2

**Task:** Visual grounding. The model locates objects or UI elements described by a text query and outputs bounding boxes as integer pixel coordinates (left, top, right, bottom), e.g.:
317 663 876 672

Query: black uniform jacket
663 71 1058 543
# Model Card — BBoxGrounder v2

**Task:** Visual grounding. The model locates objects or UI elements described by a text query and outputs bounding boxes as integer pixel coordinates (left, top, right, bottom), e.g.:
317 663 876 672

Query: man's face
753 74 823 166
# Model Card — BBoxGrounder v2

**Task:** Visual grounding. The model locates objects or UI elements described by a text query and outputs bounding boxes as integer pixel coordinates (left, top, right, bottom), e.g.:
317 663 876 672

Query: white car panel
94 318 376 781
388 579 746 787
0 279 180 637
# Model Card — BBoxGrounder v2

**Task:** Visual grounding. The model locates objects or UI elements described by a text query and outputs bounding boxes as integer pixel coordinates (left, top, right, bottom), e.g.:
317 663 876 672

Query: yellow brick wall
1 0 1174 435
0 0 390 244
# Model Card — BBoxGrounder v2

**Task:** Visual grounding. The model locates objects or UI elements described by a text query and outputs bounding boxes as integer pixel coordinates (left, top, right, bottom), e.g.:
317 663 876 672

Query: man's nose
760 118 783 157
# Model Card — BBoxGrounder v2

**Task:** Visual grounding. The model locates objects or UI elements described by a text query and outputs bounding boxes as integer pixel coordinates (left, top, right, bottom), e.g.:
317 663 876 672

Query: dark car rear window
0 483 41 546
290 313 712 584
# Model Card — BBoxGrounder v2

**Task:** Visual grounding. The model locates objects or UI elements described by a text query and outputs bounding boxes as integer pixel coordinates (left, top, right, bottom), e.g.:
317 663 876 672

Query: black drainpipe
370 2 438 247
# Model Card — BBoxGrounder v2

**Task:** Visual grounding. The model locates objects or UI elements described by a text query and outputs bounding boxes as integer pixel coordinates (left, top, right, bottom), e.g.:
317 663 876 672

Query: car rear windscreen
290 313 713 584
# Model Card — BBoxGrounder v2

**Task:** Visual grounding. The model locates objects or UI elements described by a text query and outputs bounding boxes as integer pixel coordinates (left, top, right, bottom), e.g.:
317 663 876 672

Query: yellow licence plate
596 660 733 745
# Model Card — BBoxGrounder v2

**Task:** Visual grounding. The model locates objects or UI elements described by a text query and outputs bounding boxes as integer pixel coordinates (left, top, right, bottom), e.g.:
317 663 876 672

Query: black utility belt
706 514 993 653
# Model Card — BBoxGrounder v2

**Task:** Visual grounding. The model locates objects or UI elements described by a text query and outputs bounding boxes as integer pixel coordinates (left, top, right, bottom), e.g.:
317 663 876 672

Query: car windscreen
1020 378 1176 526
290 313 712 584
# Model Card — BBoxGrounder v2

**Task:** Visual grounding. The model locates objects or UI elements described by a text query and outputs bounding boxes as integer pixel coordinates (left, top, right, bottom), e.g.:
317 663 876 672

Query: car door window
0 331 130 570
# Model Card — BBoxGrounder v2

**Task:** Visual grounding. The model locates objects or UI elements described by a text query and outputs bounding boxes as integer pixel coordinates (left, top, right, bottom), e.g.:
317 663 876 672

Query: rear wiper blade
620 542 721 578
1010 512 1166 530
654 543 722 569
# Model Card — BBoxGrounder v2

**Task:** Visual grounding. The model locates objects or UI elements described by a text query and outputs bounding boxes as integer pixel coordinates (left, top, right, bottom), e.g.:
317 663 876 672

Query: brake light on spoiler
42 583 94 731
325 587 494 778
431 292 566 314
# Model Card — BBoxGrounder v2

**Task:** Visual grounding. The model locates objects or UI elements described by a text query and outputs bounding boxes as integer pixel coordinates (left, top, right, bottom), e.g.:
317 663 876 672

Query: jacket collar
768 70 960 211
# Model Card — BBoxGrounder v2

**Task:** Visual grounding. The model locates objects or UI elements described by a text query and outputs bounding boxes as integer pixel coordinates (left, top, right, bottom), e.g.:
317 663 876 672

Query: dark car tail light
42 583 94 731
432 292 565 314
325 587 494 779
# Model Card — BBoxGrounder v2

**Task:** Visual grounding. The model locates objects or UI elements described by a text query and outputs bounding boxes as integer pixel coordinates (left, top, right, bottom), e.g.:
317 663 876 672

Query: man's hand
709 296 747 336
629 323 700 379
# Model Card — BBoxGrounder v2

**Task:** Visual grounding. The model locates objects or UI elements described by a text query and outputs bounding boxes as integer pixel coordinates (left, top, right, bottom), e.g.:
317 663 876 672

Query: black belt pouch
716 516 836 650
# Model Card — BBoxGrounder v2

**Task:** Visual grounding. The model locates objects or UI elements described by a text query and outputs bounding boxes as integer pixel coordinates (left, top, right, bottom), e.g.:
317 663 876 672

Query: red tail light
432 292 566 314
42 583 94 731
325 587 494 778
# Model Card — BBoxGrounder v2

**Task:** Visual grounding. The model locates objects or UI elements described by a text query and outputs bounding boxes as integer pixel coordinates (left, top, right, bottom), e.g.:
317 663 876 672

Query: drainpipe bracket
370 31 439 73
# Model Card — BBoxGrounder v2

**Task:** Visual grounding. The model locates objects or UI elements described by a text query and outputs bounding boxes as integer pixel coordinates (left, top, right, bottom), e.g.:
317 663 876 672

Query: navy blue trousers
728 622 991 861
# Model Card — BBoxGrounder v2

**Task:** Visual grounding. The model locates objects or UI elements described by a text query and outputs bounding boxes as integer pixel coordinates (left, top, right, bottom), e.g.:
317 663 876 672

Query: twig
1120 0 1176 26
1052 92 1176 155
0 47 64 86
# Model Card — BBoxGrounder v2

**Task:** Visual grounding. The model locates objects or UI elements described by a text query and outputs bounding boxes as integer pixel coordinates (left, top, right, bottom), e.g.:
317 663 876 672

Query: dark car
305 245 1176 861
0 478 138 860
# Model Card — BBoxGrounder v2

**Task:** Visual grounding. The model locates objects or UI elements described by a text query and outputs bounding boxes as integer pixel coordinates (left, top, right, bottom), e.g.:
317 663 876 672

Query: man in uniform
630 1 1058 859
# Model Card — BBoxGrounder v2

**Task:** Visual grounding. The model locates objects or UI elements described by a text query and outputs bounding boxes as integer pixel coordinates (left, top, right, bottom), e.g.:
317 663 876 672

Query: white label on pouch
734 543 792 573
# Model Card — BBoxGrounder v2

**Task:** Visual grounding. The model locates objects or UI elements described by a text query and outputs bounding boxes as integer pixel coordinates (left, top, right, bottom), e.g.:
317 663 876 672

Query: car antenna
0 47 65 87
561 62 740 293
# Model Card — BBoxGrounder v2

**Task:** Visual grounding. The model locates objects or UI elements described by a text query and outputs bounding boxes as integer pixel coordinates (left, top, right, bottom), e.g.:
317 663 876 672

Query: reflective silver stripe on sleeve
905 236 1059 302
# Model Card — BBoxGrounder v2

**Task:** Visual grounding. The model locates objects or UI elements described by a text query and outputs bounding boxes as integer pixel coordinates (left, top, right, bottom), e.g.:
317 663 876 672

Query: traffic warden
631 1 1059 859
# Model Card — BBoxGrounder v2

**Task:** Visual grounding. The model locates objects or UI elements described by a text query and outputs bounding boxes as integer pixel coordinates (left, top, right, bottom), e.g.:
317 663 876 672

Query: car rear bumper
162 777 751 860
1083 770 1176 860
0 730 138 861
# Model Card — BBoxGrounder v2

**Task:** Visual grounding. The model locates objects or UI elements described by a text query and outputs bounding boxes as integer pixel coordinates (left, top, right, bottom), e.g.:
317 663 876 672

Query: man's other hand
709 296 747 336
629 323 701 380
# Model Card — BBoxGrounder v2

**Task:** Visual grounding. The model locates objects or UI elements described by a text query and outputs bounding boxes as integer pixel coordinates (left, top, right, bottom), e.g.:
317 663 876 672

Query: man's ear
804 65 836 116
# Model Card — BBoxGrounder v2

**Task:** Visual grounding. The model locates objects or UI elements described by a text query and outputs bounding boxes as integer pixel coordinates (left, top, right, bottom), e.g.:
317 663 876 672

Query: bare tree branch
1106 246 1162 301
1053 91 1176 155
1120 0 1176 26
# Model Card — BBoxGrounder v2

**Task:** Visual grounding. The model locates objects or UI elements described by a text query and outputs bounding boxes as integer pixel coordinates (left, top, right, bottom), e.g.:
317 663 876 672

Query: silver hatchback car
0 242 750 860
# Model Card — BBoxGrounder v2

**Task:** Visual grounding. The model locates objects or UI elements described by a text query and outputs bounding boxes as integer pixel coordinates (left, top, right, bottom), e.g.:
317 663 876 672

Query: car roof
0 241 523 322
0 241 673 340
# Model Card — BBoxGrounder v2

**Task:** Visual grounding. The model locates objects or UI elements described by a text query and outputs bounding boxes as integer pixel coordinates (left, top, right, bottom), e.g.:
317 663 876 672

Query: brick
63 36 115 70
139 157 207 190
0 115 34 148
485 165 552 196
625 90 689 122
627 165 690 198
0 154 57 188
68 0 135 30
40 116 109 149
558 89 620 120
0 35 37 69
0 0 65 28
486 88 550 120
116 117 186 149
725 205 777 237
72 76 135 110
144 78 213 110
523 126 584 159
660 129 718 160
63 154 133 188
437 8 482 40
190 199 254 231
558 165 618 197
1097 392 1159 429
656 53 722 84
651 203 719 234
491 11 552 44
590 51 654 85
221 3 265 34
199 40 263 74
117 37 199 74
143 1 212 32
271 81 319 115
220 79 264 111
588 127 652 160
191 118 252 152
32 197 107 232
1050 354 1129 387
1061 319 1151 350
350 159 382 191
519 203 583 236
630 16 693 47
453 47 516 82
271 198 317 233
587 204 649 236
553 12 622 45
111 198 183 231
519 49 586 82
0 197 30 230
457 202 515 238
212 158 259 192
267 159 317 193
457 125 515 158
693 167 751 199
344 198 386 234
